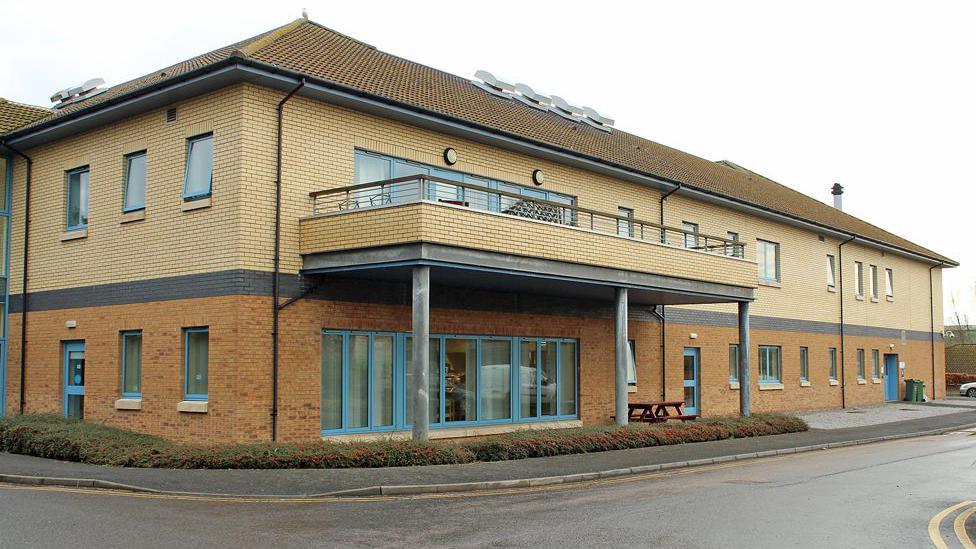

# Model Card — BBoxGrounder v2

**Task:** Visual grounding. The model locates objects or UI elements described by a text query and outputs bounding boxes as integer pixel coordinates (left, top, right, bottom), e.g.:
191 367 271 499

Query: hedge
0 414 807 469
946 373 976 386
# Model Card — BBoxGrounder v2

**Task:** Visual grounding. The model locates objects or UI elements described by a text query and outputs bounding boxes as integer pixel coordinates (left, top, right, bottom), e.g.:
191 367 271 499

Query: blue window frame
121 331 142 398
800 346 809 382
182 134 213 201
320 330 578 435
758 345 782 384
123 151 147 212
729 344 740 383
65 166 89 231
183 327 208 400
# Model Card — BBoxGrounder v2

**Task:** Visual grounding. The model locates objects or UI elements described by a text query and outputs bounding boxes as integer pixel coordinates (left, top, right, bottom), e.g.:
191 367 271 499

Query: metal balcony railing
308 175 746 258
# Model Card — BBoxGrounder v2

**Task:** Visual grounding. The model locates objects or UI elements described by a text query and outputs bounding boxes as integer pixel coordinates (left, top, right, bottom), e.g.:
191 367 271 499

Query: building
0 18 956 442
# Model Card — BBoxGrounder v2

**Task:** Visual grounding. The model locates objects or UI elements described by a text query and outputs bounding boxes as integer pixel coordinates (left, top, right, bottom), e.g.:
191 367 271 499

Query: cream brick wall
8 85 246 293
300 202 757 288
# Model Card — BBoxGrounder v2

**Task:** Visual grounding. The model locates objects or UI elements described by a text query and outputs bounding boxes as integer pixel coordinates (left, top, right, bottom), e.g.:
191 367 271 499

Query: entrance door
683 348 700 415
63 342 85 419
883 354 899 401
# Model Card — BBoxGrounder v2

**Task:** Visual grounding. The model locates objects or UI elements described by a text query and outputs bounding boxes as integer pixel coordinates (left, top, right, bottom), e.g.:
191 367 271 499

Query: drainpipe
659 183 681 243
929 261 944 400
3 143 31 415
271 78 305 442
837 235 855 409
651 305 666 400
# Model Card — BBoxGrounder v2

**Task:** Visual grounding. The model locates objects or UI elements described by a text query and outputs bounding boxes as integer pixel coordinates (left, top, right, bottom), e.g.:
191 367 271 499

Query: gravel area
798 401 970 429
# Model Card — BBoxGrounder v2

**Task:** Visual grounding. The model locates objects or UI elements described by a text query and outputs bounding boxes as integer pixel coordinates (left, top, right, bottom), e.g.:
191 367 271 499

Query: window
321 331 578 434
626 340 637 385
65 167 89 230
682 222 699 249
758 345 782 383
123 151 147 212
872 349 880 379
829 347 838 381
756 240 781 283
617 207 634 238
184 328 209 400
729 344 740 382
183 134 213 200
725 231 739 257
869 265 878 299
856 348 865 380
885 268 894 298
121 331 142 398
826 254 836 288
800 347 809 382
854 261 864 297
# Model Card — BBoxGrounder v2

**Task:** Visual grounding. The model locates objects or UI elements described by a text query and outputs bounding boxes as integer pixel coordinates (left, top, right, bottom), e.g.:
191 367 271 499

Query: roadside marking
0 455 794 505
929 500 974 549
954 506 976 549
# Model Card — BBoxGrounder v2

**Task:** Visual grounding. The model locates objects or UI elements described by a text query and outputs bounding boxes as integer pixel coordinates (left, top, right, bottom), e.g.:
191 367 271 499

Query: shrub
0 413 806 469
946 373 976 386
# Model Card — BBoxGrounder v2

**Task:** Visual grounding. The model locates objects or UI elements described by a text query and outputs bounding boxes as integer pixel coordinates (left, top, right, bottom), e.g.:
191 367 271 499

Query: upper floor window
800 346 809 382
854 261 864 297
184 327 209 400
65 166 89 231
756 239 781 283
826 254 836 288
682 221 699 249
758 345 782 383
121 331 142 398
725 231 739 257
729 343 740 382
183 134 213 201
617 207 634 238
885 268 894 298
123 151 147 212
869 265 879 299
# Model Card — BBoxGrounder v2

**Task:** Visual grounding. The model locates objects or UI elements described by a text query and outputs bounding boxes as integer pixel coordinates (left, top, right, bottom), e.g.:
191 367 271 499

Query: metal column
411 266 431 441
615 287 629 426
738 301 751 417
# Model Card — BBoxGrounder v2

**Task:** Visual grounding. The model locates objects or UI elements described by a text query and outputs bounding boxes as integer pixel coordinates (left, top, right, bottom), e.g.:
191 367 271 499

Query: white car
960 382 976 398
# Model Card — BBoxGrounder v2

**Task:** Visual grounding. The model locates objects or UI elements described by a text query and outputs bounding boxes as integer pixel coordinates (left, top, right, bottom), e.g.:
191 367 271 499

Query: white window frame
617 207 634 238
885 268 894 298
756 239 781 283
854 261 864 297
869 264 878 299
826 254 836 288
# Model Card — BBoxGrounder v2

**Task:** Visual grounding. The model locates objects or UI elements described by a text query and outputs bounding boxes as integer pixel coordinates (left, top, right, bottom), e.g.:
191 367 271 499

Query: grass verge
0 414 807 469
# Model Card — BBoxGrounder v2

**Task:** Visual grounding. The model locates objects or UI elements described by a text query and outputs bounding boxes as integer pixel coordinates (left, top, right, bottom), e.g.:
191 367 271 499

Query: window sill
61 229 88 241
857 379 867 385
827 286 836 293
182 196 211 212
872 378 882 384
177 400 208 413
829 379 839 386
870 297 880 303
114 398 142 410
627 385 637 394
800 380 811 387
855 294 864 301
322 418 583 442
758 279 782 288
758 383 784 391
730 381 740 390
121 209 146 223
886 296 894 302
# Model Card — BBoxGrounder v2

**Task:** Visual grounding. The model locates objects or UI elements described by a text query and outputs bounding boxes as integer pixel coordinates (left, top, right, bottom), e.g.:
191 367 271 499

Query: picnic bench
613 401 698 423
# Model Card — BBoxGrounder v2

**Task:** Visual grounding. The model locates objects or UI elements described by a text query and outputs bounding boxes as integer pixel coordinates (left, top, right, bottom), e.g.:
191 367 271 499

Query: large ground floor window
321 331 578 434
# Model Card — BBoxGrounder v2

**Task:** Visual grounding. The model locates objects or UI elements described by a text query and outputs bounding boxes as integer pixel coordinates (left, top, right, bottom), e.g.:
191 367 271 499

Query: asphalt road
2 431 975 548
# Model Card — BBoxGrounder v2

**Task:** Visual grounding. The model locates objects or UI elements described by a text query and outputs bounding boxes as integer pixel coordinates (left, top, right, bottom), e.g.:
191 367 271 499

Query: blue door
883 354 899 401
683 348 700 415
63 342 85 419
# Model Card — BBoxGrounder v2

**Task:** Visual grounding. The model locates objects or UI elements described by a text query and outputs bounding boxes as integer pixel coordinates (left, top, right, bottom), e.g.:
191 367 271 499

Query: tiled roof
0 98 50 134
946 344 976 374
2 19 955 264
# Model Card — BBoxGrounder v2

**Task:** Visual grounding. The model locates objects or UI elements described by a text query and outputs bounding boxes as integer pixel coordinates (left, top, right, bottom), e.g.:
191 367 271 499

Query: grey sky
2 1 971 323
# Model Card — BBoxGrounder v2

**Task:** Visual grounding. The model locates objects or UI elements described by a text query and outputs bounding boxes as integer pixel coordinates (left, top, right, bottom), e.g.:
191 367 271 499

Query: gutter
271 78 305 442
1 142 31 414
1 58 954 268
658 183 681 244
837 235 855 409
930 262 944 399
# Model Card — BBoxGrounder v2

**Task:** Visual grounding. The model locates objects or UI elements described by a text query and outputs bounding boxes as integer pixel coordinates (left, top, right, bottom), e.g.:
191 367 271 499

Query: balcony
300 176 757 304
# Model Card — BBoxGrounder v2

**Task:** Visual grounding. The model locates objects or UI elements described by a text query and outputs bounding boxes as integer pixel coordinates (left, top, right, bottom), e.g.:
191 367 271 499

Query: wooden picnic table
625 401 698 423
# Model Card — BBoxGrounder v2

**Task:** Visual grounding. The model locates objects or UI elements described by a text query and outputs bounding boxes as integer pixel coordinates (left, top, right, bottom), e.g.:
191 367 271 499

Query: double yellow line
929 500 976 548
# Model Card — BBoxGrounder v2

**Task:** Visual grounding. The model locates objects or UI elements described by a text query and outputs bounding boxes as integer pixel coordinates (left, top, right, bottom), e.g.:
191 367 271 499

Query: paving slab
1 410 975 496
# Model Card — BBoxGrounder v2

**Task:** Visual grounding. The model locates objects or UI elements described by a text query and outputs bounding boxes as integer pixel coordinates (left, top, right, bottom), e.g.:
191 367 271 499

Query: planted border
0 414 807 469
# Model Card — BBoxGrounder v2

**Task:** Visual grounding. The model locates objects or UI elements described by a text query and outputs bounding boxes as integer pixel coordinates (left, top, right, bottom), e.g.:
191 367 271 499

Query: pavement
2 427 975 548
1 407 975 497
797 399 976 429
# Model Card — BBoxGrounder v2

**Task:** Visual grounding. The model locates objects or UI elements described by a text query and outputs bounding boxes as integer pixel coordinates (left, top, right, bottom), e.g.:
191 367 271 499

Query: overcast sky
2 1 972 324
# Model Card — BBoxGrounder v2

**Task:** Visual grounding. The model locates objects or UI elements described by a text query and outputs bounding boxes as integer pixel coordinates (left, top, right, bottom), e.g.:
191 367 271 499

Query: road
1 431 975 548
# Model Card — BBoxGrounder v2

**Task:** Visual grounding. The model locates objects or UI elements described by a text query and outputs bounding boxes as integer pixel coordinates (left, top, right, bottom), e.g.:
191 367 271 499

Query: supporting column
615 287 629 426
738 301 751 417
411 265 431 441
